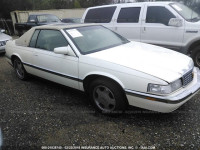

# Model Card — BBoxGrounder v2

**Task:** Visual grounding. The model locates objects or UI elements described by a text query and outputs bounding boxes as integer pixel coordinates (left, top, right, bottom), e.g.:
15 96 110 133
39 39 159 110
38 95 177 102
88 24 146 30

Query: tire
13 58 28 80
0 52 5 56
191 46 200 68
89 78 128 114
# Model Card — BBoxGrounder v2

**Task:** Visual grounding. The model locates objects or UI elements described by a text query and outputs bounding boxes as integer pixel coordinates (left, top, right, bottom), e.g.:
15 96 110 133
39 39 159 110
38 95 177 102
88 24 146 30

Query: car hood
0 33 11 41
86 42 193 83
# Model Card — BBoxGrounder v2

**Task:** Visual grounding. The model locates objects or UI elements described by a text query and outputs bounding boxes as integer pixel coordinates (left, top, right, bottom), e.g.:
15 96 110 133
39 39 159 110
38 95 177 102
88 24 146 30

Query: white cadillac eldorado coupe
5 24 200 113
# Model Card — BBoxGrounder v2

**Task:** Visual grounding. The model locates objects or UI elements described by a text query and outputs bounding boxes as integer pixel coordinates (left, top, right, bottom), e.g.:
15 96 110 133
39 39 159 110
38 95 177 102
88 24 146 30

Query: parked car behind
15 14 61 36
82 2 200 68
5 24 200 113
61 18 81 23
0 29 12 54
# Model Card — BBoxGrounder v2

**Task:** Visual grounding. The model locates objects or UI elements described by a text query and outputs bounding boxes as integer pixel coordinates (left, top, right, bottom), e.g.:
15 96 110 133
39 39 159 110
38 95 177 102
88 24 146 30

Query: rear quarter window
84 6 116 23
28 15 37 22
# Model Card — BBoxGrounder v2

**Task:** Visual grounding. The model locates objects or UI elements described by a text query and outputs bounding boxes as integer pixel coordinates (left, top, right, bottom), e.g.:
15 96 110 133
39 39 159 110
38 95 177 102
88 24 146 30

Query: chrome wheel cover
14 60 24 79
93 85 116 112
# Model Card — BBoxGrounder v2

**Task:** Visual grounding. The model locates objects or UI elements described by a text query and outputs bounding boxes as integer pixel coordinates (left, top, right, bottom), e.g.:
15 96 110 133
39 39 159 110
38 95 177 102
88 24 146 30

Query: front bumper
125 67 200 112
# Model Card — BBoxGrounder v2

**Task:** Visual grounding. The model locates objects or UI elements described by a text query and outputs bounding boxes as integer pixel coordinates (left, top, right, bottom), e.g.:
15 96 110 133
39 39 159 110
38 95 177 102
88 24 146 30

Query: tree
1 0 200 19
0 0 33 18
74 0 81 8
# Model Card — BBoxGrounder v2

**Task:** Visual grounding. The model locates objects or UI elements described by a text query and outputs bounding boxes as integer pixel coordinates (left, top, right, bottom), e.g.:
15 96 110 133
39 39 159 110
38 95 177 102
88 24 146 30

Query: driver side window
35 30 68 51
146 6 175 25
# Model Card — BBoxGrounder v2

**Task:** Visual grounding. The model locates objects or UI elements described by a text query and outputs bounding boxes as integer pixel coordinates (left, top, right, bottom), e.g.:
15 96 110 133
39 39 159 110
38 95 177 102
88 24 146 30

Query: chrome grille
182 69 193 86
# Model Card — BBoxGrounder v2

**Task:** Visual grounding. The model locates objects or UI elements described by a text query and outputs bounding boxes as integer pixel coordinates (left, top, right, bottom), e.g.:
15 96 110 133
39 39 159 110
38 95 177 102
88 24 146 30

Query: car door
113 5 143 42
141 4 184 51
30 29 79 89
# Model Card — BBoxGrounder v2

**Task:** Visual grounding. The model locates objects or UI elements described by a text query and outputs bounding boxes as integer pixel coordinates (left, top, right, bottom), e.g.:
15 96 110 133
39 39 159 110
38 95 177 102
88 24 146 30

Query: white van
82 2 200 67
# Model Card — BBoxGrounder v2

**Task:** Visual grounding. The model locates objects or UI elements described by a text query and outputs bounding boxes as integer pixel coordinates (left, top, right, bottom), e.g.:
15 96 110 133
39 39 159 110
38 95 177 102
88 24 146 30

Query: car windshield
65 25 129 54
170 3 200 22
37 15 60 23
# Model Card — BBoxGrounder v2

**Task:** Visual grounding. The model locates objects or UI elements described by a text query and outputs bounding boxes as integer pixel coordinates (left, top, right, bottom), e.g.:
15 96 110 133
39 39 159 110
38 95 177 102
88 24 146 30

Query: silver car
0 29 12 53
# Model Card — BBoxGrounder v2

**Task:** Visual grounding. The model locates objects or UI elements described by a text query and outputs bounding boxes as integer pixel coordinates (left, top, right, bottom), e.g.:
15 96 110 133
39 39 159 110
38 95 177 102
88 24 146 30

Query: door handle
142 27 146 33
34 54 38 56
143 27 146 32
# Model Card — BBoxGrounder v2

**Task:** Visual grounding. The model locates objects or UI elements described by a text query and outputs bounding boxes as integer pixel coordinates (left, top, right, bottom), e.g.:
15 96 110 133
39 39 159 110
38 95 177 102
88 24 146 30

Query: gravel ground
0 54 200 150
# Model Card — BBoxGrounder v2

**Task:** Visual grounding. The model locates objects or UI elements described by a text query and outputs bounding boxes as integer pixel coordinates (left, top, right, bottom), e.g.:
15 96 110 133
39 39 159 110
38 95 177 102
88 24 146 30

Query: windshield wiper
188 17 200 22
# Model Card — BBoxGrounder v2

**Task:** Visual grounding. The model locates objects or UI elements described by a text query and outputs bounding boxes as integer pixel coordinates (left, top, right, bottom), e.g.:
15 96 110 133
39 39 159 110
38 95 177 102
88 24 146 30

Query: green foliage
74 0 81 8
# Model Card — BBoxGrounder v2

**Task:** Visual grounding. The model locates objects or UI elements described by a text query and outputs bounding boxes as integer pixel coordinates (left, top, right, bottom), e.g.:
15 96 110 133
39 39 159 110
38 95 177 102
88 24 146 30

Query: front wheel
13 58 28 80
191 46 200 68
89 78 128 114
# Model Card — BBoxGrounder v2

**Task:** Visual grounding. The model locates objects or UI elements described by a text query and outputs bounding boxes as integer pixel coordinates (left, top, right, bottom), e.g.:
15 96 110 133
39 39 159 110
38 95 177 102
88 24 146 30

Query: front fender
11 53 23 63
184 36 200 54
82 71 125 89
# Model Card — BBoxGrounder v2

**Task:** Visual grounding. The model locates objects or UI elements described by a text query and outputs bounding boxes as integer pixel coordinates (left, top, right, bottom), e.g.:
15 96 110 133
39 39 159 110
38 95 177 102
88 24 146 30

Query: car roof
62 18 81 19
87 1 174 9
15 23 97 47
33 23 96 30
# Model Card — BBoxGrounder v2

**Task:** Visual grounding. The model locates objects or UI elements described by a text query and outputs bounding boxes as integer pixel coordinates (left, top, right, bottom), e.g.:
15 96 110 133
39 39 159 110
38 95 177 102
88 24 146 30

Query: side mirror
0 29 5 33
54 46 74 56
168 18 183 27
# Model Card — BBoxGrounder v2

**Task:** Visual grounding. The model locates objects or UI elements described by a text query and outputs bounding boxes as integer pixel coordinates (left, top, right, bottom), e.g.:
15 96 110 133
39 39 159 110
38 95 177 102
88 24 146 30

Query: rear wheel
13 58 28 80
89 78 127 114
191 46 200 68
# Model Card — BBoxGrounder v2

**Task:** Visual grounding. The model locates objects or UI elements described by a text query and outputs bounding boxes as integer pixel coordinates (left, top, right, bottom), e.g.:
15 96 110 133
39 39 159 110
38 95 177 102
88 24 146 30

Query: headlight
0 41 4 46
148 79 182 95
0 41 6 46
